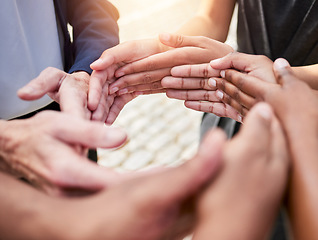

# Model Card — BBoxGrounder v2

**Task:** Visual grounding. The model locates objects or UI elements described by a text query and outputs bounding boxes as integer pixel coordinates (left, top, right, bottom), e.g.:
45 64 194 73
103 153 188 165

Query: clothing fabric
0 0 119 119
237 0 318 66
201 0 318 140
53 0 119 74
0 0 62 119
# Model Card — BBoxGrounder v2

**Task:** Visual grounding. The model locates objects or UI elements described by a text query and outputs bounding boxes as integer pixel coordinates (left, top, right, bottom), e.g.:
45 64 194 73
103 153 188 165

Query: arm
18 0 119 121
292 64 318 90
194 103 289 240
89 0 236 122
0 128 224 240
177 0 236 41
66 0 119 74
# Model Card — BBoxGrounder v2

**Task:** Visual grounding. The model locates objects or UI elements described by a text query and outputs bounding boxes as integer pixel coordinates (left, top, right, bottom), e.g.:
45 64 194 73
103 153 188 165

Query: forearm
194 209 273 240
288 152 318 240
177 0 236 41
292 64 318 90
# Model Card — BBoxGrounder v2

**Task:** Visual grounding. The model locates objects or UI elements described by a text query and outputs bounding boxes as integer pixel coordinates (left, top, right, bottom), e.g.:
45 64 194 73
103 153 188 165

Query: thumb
159 33 202 49
17 67 66 100
273 58 294 86
238 102 273 153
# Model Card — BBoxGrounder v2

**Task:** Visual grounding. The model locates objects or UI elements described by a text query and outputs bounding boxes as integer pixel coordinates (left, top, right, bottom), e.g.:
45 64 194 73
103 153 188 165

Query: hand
209 52 277 116
0 128 225 240
163 63 242 122
261 59 318 240
0 111 127 196
18 67 93 120
89 38 166 121
92 33 233 96
194 103 289 240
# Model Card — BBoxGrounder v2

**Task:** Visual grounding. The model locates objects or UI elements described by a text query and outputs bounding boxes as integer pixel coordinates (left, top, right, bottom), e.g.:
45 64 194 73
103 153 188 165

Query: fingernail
216 90 224 99
274 58 290 69
160 33 171 42
208 78 216 87
220 70 225 78
118 88 128 95
238 115 243 123
91 58 103 66
116 71 125 78
109 87 119 95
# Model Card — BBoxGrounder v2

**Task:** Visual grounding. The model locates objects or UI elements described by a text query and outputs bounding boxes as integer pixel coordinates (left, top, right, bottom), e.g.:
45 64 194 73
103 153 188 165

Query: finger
171 64 220 78
109 68 170 94
91 84 113 122
185 101 243 122
117 81 164 95
17 67 66 100
217 90 250 116
215 77 256 110
162 76 217 90
41 112 127 149
58 79 90 120
132 129 226 206
236 103 273 153
44 145 121 194
90 39 160 71
270 117 289 167
115 47 210 77
209 52 260 71
221 69 272 99
88 69 109 111
105 93 137 124
166 89 219 101
159 33 227 52
272 58 295 86
215 89 254 116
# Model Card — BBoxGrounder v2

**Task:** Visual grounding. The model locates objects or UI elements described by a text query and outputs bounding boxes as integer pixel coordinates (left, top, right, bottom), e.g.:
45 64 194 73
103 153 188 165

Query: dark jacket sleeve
57 0 119 74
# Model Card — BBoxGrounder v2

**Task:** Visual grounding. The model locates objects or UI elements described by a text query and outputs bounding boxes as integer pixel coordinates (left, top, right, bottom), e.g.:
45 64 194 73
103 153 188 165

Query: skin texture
261 60 318 240
0 111 127 196
0 128 225 240
164 52 276 120
89 34 233 124
193 102 289 240
86 0 237 124
216 58 318 239
19 68 96 121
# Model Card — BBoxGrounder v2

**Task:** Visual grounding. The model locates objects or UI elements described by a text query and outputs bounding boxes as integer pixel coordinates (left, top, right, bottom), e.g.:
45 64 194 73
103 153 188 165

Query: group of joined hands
1 33 317 239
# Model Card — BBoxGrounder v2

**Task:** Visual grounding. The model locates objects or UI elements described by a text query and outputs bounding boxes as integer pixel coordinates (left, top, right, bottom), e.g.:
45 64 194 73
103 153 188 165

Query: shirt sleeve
66 0 119 74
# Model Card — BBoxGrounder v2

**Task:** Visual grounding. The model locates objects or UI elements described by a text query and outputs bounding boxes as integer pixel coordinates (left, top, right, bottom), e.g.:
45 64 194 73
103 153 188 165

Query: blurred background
97 0 237 172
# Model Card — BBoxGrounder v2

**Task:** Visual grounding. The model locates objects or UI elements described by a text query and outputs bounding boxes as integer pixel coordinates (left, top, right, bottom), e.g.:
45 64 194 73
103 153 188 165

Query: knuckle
175 35 184 47
145 60 156 71
204 91 210 101
142 73 153 83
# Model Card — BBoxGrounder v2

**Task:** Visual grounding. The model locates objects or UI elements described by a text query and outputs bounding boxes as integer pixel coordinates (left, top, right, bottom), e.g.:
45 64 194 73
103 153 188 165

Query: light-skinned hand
0 111 127 196
0 128 225 240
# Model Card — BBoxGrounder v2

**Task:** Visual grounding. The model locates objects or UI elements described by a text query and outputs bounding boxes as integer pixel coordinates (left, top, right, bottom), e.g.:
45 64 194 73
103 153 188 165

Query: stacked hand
89 33 233 124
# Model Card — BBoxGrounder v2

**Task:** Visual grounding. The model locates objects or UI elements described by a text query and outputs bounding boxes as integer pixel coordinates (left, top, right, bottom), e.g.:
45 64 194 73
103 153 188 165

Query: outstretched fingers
171 63 220 78
162 76 217 91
